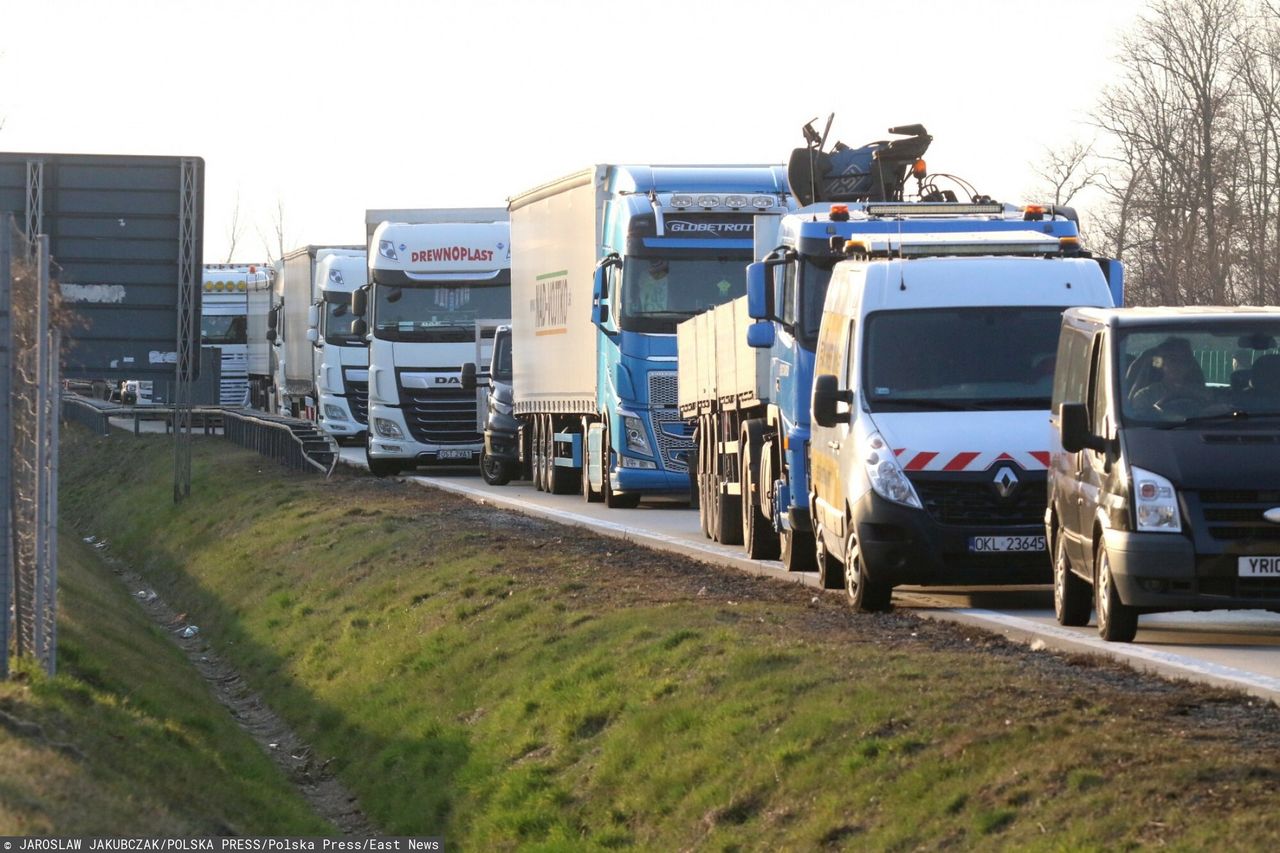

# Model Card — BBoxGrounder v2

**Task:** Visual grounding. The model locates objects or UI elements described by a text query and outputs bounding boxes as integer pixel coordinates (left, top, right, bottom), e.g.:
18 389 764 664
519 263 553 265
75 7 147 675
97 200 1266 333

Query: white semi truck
354 212 511 476
269 245 363 419
309 251 370 443
201 264 268 407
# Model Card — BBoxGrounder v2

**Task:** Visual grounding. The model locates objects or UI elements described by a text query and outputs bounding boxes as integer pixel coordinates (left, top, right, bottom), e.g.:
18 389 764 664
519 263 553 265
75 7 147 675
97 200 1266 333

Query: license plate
968 535 1046 553
1239 556 1280 577
437 449 473 461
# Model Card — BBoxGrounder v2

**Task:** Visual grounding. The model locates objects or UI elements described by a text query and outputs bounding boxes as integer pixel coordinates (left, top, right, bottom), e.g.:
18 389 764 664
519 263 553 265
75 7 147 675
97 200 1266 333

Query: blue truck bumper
613 467 691 496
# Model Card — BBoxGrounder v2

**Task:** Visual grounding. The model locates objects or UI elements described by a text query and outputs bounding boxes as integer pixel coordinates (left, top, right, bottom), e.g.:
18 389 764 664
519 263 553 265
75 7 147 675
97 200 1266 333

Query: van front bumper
1101 529 1280 610
853 489 1050 587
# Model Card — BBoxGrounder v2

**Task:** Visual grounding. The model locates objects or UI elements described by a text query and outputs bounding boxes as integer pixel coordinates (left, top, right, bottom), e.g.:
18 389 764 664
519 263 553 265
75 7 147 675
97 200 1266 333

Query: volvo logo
992 466 1020 499
1265 508 1280 524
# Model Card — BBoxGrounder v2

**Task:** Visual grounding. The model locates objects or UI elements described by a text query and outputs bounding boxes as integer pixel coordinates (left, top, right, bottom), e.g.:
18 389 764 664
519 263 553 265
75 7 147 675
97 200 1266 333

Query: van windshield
1118 323 1280 425
863 307 1065 411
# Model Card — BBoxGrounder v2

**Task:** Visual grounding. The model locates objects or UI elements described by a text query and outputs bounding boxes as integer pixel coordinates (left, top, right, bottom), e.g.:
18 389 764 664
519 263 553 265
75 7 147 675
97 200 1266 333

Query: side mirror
306 328 319 344
352 318 368 338
1060 402 1106 453
266 329 278 344
307 303 319 330
461 362 477 391
813 373 852 428
746 263 772 320
352 287 368 318
592 254 620 332
746 321 775 349
266 306 278 342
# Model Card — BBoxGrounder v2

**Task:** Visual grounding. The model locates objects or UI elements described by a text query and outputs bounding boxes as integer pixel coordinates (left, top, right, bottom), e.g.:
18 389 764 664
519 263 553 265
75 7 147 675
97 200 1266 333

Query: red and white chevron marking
892 448 1051 472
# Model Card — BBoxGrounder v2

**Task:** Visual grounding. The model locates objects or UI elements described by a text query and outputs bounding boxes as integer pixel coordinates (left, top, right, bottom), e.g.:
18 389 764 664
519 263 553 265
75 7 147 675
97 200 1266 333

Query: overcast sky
1 0 1148 263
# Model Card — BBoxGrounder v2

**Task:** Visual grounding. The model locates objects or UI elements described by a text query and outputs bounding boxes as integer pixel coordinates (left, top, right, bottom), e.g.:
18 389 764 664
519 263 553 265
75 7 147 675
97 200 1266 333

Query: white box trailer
510 170 602 415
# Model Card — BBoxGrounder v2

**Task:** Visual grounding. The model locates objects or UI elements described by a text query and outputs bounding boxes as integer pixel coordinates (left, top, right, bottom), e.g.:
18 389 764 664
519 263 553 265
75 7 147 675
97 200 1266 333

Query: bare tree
224 191 244 263
257 198 288 267
1027 140 1101 209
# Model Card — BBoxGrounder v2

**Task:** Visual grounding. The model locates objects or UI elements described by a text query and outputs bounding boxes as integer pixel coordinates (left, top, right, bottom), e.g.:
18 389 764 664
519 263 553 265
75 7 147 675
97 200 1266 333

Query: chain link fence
2 214 60 678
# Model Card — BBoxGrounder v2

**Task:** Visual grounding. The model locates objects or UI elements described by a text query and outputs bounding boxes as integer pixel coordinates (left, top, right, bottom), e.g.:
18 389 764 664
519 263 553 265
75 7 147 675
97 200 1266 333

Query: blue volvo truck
678 121 1124 572
508 164 793 506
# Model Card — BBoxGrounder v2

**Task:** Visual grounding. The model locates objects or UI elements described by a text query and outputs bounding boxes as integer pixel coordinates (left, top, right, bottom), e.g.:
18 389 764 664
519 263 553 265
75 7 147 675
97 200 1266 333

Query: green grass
57 427 1280 848
0 530 327 835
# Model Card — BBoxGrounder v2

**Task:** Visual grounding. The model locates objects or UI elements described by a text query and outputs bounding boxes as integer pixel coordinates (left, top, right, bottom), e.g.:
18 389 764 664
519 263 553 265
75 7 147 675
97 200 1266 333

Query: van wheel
814 525 842 589
480 449 511 486
1053 533 1091 627
844 535 891 612
1095 545 1138 642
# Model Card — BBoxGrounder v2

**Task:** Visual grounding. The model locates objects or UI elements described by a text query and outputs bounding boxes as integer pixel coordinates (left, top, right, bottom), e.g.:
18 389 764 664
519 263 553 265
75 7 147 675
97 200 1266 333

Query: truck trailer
509 164 792 507
356 211 511 476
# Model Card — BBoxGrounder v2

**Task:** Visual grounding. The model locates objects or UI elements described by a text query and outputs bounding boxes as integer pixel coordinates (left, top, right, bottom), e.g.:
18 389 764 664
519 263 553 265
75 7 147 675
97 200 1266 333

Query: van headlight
863 430 922 509
1132 466 1181 532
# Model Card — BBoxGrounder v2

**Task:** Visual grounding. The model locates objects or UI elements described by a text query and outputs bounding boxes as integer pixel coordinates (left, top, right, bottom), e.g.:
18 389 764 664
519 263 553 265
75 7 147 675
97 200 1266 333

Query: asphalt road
343 448 1280 703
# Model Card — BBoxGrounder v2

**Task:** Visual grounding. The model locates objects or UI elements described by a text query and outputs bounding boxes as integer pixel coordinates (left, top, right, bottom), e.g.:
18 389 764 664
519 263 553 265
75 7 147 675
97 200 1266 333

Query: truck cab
201 265 262 407
359 219 511 476
1050 307 1280 642
808 231 1116 610
309 251 369 443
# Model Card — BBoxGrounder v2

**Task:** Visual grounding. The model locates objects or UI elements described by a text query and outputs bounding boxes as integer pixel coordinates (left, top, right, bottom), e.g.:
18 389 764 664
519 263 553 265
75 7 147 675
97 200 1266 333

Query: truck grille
1197 490 1280 541
398 386 479 445
649 371 678 407
911 475 1046 527
346 380 369 425
651 408 693 473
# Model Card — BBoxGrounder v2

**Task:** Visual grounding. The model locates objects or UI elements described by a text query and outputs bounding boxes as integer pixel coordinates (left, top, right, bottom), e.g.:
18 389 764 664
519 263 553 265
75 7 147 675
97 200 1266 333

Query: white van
808 232 1117 610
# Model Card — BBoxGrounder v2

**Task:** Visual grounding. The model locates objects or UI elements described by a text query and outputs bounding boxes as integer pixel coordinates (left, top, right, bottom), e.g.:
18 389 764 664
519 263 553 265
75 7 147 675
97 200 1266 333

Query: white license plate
437 449 473 461
1238 556 1280 577
968 535 1046 553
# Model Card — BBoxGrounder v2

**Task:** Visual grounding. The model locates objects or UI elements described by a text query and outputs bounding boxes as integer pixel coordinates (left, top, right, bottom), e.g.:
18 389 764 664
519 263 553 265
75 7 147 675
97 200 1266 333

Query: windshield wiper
1177 410 1280 425
868 398 973 411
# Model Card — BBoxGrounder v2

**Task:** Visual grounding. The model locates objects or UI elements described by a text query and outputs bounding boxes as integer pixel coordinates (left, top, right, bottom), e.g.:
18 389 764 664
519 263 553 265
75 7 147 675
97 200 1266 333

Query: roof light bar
865 202 1004 217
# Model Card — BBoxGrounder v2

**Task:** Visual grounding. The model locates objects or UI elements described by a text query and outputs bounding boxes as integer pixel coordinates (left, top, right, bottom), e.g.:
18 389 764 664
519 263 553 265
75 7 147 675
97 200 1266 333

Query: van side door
1078 331 1114 577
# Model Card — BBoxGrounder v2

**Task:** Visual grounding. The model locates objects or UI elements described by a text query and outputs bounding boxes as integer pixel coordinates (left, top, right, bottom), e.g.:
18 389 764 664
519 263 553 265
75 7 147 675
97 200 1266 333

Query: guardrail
221 409 338 477
60 394 116 436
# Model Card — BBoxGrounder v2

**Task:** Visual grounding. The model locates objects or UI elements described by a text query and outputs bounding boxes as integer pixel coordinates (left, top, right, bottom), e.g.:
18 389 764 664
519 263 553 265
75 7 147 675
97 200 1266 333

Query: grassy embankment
59 426 1280 849
0 532 327 834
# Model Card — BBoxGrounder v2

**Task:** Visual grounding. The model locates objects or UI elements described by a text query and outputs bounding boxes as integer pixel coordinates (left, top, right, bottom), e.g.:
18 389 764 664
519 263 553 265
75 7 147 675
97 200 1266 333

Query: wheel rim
1097 551 1112 628
844 540 861 602
741 453 752 541
1053 538 1066 618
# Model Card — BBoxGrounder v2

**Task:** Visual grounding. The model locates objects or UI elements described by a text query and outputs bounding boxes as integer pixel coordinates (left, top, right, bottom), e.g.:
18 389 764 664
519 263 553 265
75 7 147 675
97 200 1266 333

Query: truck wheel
715 489 743 546
582 417 603 502
844 535 891 612
697 419 712 537
740 422 780 559
782 527 818 573
530 417 544 491
1053 531 1091 627
1095 544 1138 642
601 422 641 508
813 526 842 588
480 449 511 486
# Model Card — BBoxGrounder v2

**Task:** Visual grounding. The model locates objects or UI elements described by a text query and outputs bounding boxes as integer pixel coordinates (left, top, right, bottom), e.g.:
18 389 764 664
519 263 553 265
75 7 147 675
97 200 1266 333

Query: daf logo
1265 508 1280 524
434 376 461 385
992 466 1020 499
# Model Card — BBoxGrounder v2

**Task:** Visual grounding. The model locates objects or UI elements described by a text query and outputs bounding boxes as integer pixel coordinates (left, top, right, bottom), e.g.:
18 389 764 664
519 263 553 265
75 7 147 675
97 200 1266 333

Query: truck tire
1095 544 1138 642
1053 531 1091 627
781 528 818 573
582 416 604 502
740 421 780 559
365 446 402 478
715 488 743 546
697 418 712 537
601 421 641 508
844 535 892 612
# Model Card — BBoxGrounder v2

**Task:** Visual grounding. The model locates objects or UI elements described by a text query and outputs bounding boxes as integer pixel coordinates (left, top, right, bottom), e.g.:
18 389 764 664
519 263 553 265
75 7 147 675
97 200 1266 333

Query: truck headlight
863 430 922 509
374 417 403 439
1132 466 1181 532
324 404 347 421
623 415 652 455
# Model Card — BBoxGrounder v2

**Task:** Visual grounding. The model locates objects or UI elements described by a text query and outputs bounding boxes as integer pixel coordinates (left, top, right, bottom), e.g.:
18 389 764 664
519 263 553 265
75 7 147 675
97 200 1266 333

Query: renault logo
1265 508 1280 524
992 466 1020 499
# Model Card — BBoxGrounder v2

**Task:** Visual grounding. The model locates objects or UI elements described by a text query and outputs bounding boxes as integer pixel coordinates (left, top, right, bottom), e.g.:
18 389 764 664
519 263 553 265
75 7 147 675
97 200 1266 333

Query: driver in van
1130 336 1211 412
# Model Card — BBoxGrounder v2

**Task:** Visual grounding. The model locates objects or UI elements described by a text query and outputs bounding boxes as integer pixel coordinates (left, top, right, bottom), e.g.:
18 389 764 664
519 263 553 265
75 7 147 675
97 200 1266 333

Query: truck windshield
372 281 512 342
1118 323 1280 425
201 314 247 345
621 254 750 333
321 292 364 346
863 307 1065 412
491 331 512 381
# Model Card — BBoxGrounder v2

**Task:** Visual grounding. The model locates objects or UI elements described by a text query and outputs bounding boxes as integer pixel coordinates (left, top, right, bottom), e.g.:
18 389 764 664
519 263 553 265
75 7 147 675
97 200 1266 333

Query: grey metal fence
1 219 12 679
222 409 338 477
3 215 60 677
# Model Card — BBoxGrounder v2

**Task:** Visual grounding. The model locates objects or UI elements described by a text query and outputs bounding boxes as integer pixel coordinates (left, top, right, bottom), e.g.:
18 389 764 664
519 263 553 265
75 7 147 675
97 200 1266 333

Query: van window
1088 334 1110 434
1119 322 1280 424
1051 325 1093 415
863 306 1066 412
